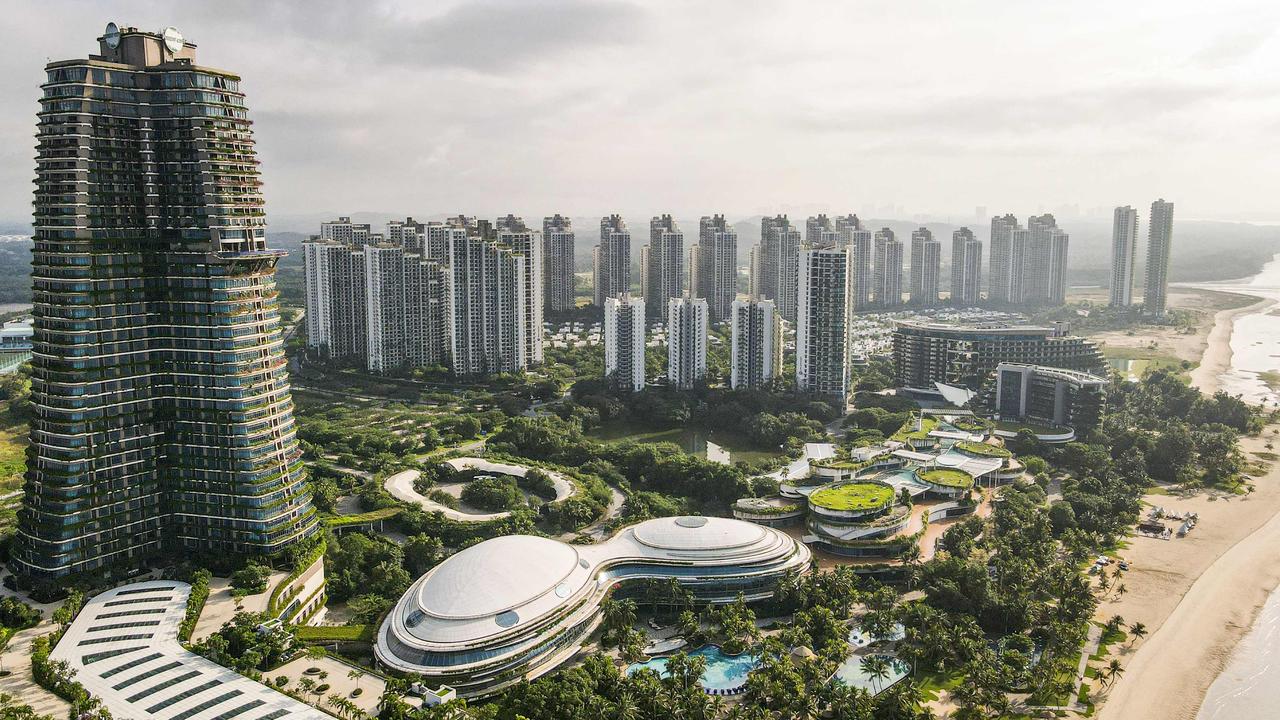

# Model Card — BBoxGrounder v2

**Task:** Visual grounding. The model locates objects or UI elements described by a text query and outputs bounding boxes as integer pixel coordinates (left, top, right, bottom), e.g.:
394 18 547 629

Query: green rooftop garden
918 468 975 490
995 419 1067 436
955 440 1012 458
808 482 895 511
891 416 938 442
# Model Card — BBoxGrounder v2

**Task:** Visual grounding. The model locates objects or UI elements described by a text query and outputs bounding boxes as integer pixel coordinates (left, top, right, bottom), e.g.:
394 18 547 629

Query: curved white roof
631 515 767 551
417 535 581 619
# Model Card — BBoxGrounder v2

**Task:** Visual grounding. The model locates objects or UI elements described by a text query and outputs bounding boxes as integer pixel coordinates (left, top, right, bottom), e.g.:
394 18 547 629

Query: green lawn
0 422 26 494
918 468 974 490
296 624 375 643
808 482 894 511
954 440 1011 458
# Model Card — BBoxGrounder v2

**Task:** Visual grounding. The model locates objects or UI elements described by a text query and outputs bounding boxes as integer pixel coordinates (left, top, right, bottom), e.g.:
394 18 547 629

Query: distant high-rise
874 228 904 308
542 215 575 313
696 214 738 322
449 230 531 376
842 225 874 311
909 228 942 306
604 295 645 392
806 214 834 245
730 300 779 390
363 242 447 372
754 215 802 322
16 25 318 578
1026 214 1069 305
988 214 1025 304
645 215 684 319
1109 206 1139 308
796 247 851 398
321 216 373 246
387 217 425 255
1144 199 1175 316
496 215 544 365
594 214 631 306
667 297 708 389
949 227 983 306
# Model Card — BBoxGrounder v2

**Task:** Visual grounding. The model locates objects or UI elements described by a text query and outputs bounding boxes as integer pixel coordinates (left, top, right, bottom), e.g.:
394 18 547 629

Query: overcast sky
2 0 1278 225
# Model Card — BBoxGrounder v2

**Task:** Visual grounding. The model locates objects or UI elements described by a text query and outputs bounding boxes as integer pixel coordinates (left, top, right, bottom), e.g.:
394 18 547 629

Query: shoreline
1097 272 1280 719
1188 294 1275 396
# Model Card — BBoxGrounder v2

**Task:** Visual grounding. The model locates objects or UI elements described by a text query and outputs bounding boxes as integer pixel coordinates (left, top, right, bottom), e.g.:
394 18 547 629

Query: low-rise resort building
375 516 810 698
734 412 1026 561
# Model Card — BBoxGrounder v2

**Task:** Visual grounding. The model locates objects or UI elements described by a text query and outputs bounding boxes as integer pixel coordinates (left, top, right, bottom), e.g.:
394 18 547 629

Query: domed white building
376 516 810 697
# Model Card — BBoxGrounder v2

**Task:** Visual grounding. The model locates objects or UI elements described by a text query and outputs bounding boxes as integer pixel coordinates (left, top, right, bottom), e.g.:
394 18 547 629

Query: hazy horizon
2 1 1278 223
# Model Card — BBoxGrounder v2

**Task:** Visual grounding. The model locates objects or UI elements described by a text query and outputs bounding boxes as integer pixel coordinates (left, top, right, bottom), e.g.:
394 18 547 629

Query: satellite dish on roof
103 22 121 49
161 26 184 54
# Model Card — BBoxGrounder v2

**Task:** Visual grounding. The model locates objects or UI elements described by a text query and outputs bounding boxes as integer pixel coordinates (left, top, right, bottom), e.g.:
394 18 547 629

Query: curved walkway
385 457 573 522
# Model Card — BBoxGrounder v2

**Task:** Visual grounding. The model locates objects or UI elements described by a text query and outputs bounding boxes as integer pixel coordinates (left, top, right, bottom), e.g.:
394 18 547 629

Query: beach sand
1094 431 1280 720
1188 296 1275 396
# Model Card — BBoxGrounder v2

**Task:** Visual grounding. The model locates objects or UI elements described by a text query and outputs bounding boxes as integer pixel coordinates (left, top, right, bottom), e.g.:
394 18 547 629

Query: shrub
461 476 525 511
230 562 271 595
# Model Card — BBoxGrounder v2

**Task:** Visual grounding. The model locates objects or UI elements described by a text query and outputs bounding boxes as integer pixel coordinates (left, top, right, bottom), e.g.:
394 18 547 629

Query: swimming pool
831 654 910 695
627 645 760 693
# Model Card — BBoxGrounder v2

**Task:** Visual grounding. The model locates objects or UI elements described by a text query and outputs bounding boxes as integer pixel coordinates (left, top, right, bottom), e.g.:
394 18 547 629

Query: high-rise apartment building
730 300 779 390
496 215 544 365
387 217 425 255
695 214 738 322
1144 199 1175 316
988 214 1024 304
1025 214 1069 305
542 214 575 313
754 215 801 322
667 297 708 389
320 216 373 246
645 215 684 320
949 227 983 306
449 230 530 376
796 247 851 398
362 243 447 372
595 214 631 306
843 225 874 311
604 295 645 392
1109 206 1139 308
909 228 941 306
806 214 834 245
16 25 318 578
874 228 904 308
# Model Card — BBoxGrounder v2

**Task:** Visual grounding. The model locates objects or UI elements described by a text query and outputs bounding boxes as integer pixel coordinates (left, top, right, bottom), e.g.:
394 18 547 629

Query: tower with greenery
14 24 317 579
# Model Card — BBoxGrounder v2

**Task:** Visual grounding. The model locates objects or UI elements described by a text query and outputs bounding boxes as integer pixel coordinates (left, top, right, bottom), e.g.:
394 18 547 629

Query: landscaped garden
954 440 1012 458
808 482 895 512
918 468 975 490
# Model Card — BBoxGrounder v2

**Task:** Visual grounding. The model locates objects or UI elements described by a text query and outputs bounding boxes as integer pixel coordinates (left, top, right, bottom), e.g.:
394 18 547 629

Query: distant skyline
2 1 1279 223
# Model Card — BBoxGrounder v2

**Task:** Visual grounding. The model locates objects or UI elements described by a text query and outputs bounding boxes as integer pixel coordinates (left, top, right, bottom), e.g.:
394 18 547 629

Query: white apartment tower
448 230 529 376
302 237 367 360
844 226 874 312
755 215 802 322
645 215 684 319
364 242 407 373
543 214 575 313
1109 206 1139 307
496 215 544 365
909 227 941 306
320 216 372 247
1144 199 1175 316
604 295 646 392
950 227 982 306
730 299 779 390
796 247 852 398
988 213 1025 304
1025 214 1069 305
667 297 708 389
874 228 904 308
696 214 738 322
595 214 631 306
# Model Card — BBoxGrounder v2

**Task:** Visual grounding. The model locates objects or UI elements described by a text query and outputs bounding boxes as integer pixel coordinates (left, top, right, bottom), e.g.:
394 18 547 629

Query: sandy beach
1094 286 1280 720
1188 296 1275 396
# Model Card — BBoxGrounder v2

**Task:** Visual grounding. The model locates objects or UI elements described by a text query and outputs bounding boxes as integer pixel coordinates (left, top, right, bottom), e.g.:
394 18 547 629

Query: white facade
595 214 631 306
987 214 1023 304
542 214 575 313
645 215 684 319
1110 206 1139 307
497 215 544 365
302 240 333 349
365 243 407 372
796 247 851 398
909 227 941 307
696 214 738 321
755 215 801 322
667 297 708 389
949 227 982 306
604 295 645 392
1144 199 1175 316
731 299 778 390
449 231 529 376
874 228 904 308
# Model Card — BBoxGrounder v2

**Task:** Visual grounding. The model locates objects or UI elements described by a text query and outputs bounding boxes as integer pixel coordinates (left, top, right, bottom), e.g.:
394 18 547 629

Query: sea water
1192 253 1280 718
1197 590 1280 719
1184 252 1280 406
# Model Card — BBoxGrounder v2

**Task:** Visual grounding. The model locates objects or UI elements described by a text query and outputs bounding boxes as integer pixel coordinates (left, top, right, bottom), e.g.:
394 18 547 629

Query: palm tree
861 655 892 694
1128 621 1147 646
1105 659 1125 688
608 690 640 720
347 668 364 692
297 676 317 702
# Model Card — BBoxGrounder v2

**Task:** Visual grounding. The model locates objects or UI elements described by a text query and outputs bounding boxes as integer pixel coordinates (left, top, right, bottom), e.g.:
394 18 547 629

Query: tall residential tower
909 228 941 306
542 214 575 313
16 25 318 578
645 215 684 320
1144 199 1175 316
594 214 631 306
1110 206 1139 308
